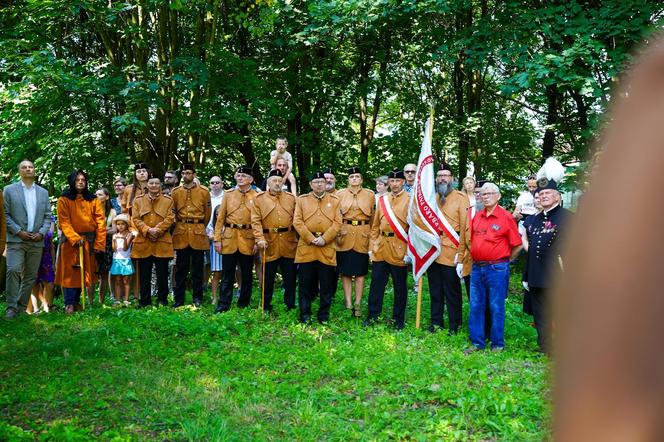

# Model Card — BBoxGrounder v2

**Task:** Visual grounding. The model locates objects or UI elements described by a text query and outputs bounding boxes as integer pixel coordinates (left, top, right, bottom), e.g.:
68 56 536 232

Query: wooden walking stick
415 277 423 329
260 247 266 319
79 242 86 310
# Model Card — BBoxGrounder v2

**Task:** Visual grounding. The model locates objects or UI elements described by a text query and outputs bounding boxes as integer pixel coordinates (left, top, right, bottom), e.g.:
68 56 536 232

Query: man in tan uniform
336 166 374 317
425 163 469 333
171 163 211 308
251 169 297 312
214 165 258 313
131 175 175 307
293 171 342 324
364 169 410 330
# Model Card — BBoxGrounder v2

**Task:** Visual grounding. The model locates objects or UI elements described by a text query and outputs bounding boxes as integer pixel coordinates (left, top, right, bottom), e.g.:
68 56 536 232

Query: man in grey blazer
3 160 52 318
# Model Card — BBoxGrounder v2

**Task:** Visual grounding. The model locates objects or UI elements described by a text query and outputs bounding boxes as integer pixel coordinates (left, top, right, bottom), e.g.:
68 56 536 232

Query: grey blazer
3 181 52 246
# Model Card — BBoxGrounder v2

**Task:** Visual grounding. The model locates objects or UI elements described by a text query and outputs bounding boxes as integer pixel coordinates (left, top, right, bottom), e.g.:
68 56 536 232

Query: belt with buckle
225 223 251 229
343 219 369 226
381 231 395 237
313 232 324 237
180 219 203 224
475 258 509 266
263 226 291 233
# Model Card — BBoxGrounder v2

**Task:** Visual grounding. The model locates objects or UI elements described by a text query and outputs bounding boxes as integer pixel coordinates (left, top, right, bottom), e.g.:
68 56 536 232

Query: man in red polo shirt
466 182 522 352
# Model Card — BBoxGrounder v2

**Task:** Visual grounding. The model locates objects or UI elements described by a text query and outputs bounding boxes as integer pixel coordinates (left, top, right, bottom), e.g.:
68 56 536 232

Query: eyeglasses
210 181 221 185
404 170 416 174
480 192 498 197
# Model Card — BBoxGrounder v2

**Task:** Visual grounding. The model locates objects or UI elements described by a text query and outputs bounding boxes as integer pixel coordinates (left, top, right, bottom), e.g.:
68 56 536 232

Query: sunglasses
210 181 221 184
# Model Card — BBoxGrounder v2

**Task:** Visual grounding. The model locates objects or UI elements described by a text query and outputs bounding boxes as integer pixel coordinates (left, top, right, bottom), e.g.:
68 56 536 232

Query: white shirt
206 191 224 234
21 181 37 232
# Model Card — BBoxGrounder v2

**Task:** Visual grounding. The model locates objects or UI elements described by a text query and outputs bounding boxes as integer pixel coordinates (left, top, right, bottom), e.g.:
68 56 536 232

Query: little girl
110 214 134 306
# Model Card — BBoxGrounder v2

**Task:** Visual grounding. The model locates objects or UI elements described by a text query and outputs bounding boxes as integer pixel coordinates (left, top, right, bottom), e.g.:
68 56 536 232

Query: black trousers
218 252 254 310
174 246 205 305
367 261 408 326
138 256 170 306
263 257 296 311
529 286 550 353
427 262 462 332
298 261 336 322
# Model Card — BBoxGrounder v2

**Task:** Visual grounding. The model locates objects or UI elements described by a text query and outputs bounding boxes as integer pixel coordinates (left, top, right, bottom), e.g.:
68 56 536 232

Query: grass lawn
0 271 549 441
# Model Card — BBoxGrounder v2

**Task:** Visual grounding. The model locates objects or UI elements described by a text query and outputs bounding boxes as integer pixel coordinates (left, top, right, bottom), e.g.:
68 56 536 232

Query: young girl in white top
110 214 134 306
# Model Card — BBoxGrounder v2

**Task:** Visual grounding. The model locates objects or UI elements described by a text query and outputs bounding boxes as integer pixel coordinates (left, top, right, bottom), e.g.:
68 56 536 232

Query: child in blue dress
110 214 134 306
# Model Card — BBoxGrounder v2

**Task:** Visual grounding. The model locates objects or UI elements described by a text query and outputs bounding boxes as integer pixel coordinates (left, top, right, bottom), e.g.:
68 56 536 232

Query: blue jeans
469 262 510 349
64 287 83 306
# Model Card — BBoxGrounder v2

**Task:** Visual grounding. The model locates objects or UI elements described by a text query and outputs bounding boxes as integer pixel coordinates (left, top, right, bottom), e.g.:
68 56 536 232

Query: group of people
2 138 569 354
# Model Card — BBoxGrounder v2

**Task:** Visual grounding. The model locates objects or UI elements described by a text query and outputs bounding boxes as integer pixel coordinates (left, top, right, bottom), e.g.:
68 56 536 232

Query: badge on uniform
491 224 500 231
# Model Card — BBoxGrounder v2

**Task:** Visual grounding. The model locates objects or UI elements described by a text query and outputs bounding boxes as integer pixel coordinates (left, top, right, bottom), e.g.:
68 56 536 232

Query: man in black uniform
523 177 570 354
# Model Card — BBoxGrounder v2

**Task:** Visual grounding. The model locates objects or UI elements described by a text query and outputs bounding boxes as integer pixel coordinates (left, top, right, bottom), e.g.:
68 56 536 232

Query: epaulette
198 184 209 191
225 188 237 193
171 185 182 192
363 188 376 195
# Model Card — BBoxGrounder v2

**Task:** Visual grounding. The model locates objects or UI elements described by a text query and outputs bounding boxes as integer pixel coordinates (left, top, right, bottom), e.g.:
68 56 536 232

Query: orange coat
371 190 409 267
214 187 258 255
336 187 374 253
55 195 106 288
251 190 297 262
410 190 469 267
130 193 175 258
171 184 212 250
293 192 342 266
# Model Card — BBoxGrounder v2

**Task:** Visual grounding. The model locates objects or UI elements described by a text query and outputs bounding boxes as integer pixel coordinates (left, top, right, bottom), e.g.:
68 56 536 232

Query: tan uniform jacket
431 190 469 266
336 187 374 253
251 191 297 262
461 207 474 277
121 184 148 215
213 187 258 255
293 192 341 265
130 193 175 258
371 190 410 267
171 184 212 250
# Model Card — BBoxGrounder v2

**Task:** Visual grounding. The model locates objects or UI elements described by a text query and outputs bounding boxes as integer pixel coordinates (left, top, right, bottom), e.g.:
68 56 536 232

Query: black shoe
300 315 312 324
318 317 329 325
193 300 202 308
215 305 229 314
394 322 405 331
428 324 441 334
172 302 184 308
363 317 377 327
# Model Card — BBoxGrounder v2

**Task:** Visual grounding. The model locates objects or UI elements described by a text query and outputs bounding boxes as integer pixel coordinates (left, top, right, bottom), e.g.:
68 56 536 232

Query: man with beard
425 163 469 334
171 163 211 308
163 170 179 195
214 165 258 313
324 168 337 195
259 158 297 195
364 169 410 330
293 171 342 324
251 169 297 312
131 175 175 307
55 170 106 313
523 176 570 354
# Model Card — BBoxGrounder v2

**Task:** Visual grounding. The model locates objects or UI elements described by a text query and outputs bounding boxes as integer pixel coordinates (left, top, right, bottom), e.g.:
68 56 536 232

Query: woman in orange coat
55 170 106 313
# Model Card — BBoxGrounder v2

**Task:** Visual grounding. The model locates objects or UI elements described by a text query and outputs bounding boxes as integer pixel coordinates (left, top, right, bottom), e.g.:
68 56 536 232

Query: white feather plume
536 157 565 183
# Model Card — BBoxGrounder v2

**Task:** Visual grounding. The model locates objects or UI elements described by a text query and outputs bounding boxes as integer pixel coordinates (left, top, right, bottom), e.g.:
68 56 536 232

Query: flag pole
79 243 86 310
415 277 423 329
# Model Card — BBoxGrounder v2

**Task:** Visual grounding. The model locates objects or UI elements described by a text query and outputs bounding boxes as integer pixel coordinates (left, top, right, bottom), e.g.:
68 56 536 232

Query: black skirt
337 250 369 276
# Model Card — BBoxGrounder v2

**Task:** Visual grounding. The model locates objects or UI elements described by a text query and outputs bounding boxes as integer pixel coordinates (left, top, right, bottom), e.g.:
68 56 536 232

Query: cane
260 246 266 319
415 277 423 330
79 242 86 310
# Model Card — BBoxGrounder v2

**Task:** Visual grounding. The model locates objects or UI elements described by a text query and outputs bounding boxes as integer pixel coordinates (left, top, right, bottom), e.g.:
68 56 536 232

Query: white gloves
522 281 529 291
455 263 463 279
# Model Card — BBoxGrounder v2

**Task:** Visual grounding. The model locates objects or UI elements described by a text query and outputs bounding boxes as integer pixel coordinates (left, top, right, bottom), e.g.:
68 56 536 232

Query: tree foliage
1 0 662 192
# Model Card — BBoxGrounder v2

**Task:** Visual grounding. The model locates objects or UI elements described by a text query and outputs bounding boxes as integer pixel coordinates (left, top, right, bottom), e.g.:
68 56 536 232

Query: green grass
0 271 549 441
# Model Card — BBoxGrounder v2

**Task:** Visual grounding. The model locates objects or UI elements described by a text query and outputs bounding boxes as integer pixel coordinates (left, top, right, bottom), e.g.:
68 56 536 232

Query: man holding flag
364 169 410 330
425 163 469 334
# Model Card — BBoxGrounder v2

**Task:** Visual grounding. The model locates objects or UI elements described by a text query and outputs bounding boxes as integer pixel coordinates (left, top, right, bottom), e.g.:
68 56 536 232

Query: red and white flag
407 118 444 280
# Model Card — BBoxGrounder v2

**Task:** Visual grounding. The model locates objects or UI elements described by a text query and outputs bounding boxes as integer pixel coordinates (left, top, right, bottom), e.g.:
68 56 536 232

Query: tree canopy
1 0 662 193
